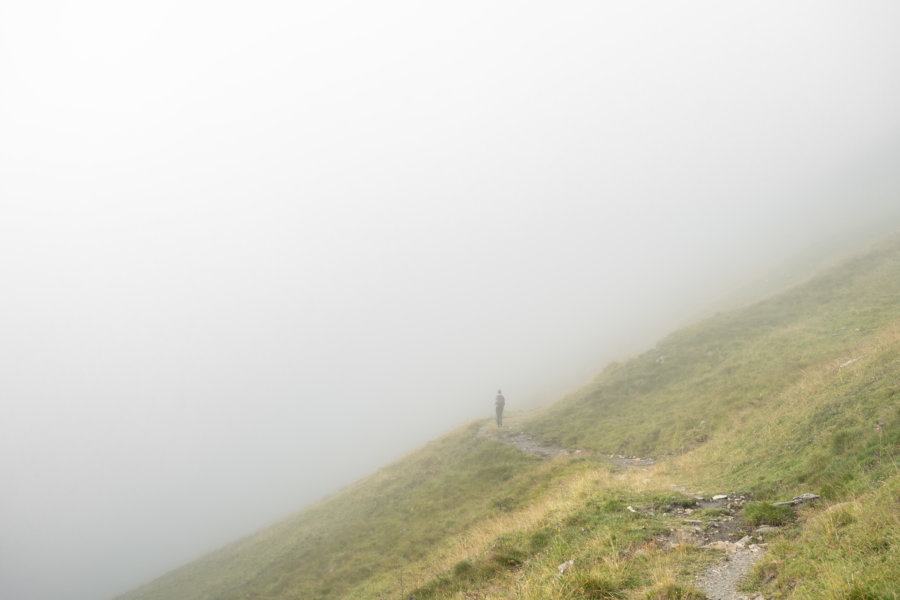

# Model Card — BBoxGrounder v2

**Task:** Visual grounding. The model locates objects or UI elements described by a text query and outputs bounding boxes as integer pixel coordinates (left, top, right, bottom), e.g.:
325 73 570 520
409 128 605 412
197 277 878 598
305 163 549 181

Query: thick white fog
2 2 900 599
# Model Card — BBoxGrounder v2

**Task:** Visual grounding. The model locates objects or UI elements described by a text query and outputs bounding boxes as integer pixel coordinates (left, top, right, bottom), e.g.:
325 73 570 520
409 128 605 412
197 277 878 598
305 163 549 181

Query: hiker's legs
496 408 503 427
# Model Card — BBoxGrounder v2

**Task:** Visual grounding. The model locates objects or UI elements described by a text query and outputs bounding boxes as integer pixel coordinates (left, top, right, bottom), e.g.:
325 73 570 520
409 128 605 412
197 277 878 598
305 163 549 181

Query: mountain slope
524 233 900 495
119 233 900 600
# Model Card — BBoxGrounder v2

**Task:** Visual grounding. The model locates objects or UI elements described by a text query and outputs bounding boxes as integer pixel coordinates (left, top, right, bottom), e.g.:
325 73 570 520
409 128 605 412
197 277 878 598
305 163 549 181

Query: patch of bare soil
500 431 569 458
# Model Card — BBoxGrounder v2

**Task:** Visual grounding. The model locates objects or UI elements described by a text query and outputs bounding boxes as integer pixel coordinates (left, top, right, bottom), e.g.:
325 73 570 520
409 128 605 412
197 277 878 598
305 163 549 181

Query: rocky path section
655 492 770 599
479 420 782 597
693 493 818 599
696 542 765 600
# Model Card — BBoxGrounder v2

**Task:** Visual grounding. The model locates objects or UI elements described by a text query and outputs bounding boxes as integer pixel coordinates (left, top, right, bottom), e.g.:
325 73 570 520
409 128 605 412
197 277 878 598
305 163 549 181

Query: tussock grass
743 502 795 527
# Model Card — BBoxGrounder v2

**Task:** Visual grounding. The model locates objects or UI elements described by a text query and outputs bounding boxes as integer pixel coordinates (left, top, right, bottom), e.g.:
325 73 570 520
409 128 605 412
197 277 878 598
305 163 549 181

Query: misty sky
3 2 900 599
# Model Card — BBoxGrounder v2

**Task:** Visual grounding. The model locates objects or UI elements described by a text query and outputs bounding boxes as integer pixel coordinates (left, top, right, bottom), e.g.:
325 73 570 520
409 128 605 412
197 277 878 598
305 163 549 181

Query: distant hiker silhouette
494 390 505 427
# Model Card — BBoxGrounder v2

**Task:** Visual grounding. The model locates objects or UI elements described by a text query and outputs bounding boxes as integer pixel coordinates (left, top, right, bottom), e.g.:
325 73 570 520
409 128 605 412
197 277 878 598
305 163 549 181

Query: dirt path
476 422 569 458
477 418 654 467
670 493 768 600
695 543 765 600
480 419 767 598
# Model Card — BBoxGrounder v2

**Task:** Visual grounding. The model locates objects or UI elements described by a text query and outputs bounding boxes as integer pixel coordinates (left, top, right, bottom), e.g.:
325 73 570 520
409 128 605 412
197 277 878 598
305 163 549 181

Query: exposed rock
755 525 779 534
557 559 574 576
664 528 703 548
772 493 820 506
704 540 738 552
712 494 729 501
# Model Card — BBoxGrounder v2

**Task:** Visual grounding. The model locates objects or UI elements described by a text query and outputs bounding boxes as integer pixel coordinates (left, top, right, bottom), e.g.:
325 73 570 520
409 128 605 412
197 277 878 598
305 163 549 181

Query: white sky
2 2 900 599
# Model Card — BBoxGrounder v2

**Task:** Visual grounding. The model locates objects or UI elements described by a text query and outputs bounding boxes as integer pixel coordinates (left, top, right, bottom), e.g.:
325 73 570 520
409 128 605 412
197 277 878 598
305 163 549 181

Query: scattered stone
755 525 779 534
627 506 637 513
557 559 574 576
712 494 729 501
704 540 738 552
697 543 766 600
685 519 703 526
736 535 754 547
772 493 820 507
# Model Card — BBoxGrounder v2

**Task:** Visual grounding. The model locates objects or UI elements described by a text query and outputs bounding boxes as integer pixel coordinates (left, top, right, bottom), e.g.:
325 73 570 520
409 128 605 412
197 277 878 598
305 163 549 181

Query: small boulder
772 493 821 507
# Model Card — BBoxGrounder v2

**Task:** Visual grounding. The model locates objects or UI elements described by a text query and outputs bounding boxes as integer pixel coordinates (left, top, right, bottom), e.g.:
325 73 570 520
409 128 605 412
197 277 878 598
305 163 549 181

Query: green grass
121 423 583 600
743 502 796 527
118 232 900 600
644 583 707 599
747 476 900 599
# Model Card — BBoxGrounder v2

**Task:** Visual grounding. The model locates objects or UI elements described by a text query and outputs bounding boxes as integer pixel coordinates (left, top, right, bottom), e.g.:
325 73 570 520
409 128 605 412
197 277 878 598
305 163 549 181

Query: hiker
494 389 505 427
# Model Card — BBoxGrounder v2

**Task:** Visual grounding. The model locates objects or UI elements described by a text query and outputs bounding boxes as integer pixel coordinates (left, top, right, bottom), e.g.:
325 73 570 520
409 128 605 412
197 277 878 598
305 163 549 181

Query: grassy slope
525 234 900 497
120 425 583 600
119 233 900 600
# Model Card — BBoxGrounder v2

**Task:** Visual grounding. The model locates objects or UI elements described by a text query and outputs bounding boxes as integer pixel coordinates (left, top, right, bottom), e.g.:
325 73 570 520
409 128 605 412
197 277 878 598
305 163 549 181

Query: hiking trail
476 416 655 467
480 417 772 598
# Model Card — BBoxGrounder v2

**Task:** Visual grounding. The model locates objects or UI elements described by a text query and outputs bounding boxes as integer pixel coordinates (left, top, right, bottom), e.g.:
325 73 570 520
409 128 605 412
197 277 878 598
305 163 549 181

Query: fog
2 2 900 599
